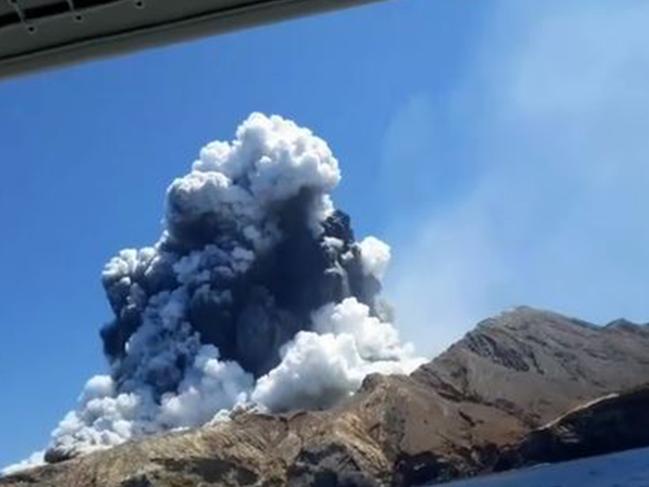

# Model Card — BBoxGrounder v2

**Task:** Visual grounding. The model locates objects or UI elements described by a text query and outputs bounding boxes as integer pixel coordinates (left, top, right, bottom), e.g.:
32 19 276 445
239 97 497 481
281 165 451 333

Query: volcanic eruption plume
4 113 423 472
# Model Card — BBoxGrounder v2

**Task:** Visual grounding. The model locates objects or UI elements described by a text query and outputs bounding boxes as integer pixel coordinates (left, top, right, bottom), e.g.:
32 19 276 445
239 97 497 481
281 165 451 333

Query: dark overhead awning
0 0 379 79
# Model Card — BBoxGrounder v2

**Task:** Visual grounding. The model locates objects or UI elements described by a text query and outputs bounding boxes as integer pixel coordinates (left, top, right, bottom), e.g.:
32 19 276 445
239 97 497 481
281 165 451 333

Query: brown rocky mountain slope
496 385 649 470
4 306 649 487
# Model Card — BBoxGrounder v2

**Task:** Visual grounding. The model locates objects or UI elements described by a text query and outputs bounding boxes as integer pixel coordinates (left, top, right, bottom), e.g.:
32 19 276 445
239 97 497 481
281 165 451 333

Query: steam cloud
3 113 422 473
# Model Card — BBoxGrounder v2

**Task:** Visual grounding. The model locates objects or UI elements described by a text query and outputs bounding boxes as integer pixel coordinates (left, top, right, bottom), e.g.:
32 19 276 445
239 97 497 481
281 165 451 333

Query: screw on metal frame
65 0 84 22
6 0 36 33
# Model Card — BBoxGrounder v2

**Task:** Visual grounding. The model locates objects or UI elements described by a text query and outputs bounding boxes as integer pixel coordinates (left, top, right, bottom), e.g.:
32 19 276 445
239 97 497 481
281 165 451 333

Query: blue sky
2 0 649 468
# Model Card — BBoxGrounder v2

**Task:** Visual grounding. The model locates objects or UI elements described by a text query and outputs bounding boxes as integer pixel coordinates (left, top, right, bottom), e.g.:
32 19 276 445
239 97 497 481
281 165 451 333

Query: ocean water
439 447 649 487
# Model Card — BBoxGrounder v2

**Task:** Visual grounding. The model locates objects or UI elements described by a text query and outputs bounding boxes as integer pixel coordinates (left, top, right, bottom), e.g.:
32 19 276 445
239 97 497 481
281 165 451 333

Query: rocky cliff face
496 385 649 470
4 307 649 487
415 306 649 426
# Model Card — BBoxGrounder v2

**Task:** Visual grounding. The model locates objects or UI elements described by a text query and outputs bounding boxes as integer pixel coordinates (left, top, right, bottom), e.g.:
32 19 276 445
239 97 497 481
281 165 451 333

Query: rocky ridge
497 385 649 470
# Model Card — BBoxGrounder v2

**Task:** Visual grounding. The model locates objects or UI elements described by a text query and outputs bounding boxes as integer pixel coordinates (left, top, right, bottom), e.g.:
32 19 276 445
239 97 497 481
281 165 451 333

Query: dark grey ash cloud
1 113 422 472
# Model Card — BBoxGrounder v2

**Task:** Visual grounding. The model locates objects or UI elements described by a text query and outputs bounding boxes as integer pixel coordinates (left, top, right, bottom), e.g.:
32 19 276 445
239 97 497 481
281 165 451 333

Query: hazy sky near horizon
2 0 649 469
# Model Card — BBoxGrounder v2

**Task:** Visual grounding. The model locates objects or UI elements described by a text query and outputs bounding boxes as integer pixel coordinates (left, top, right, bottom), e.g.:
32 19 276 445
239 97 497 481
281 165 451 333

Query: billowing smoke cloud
3 113 422 474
